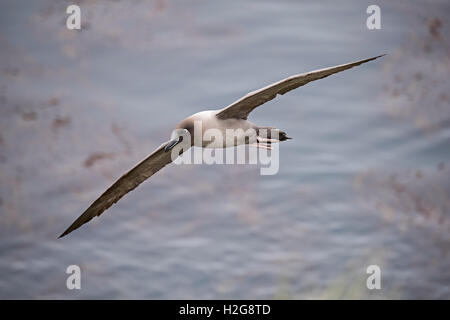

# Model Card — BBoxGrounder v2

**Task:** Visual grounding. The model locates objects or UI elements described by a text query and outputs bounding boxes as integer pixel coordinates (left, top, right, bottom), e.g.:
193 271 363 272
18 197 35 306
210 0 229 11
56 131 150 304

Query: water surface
0 0 449 299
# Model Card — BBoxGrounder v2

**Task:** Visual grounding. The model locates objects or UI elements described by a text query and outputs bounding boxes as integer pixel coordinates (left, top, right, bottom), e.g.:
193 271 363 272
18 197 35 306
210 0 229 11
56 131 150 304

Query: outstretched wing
59 140 176 238
216 55 385 120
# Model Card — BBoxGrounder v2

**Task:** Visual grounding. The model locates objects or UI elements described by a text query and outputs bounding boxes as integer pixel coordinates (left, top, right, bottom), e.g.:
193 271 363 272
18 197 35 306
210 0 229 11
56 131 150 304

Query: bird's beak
164 136 181 152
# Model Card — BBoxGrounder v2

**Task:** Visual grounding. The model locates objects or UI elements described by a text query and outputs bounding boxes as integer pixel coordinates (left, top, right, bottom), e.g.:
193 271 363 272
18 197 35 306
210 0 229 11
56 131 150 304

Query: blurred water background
0 0 449 299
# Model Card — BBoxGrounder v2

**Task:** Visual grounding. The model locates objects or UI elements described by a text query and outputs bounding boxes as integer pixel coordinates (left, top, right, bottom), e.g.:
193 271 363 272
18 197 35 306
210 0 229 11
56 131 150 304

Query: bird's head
164 119 195 152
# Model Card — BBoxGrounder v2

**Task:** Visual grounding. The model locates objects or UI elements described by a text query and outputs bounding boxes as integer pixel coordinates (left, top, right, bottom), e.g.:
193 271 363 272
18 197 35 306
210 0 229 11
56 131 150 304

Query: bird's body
59 55 385 238
177 110 258 148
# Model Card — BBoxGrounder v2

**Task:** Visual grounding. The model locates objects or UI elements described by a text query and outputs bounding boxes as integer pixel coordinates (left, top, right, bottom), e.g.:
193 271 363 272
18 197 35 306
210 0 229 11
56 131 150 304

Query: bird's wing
216 55 385 120
59 140 177 238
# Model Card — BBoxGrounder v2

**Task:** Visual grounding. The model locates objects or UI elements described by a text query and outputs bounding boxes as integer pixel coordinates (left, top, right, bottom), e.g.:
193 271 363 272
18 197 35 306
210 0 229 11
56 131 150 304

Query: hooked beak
164 136 181 152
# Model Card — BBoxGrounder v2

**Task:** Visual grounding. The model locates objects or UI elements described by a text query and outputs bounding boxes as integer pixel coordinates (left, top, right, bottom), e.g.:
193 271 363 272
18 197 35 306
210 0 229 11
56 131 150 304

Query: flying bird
59 55 384 238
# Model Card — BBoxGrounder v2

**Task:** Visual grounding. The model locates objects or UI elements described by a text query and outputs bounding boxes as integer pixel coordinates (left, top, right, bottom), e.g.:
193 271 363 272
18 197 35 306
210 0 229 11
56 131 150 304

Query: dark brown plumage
59 141 176 238
216 55 385 120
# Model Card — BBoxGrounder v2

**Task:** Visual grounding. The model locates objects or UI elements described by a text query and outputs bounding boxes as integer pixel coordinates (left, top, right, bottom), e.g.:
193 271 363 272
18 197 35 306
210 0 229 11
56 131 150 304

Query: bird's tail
257 126 292 143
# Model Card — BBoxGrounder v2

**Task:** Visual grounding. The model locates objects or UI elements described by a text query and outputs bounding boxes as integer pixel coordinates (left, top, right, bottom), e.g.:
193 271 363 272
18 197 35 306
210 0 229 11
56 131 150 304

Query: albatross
59 55 384 238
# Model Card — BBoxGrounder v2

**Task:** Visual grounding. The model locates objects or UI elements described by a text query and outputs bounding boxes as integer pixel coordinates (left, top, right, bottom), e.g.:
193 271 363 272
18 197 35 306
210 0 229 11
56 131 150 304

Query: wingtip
58 231 67 239
58 225 74 239
355 54 386 66
374 54 387 59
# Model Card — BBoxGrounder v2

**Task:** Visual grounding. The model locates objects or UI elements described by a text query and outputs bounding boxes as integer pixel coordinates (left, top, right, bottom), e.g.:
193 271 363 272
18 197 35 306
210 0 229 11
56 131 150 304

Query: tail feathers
257 127 292 142
278 130 292 141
